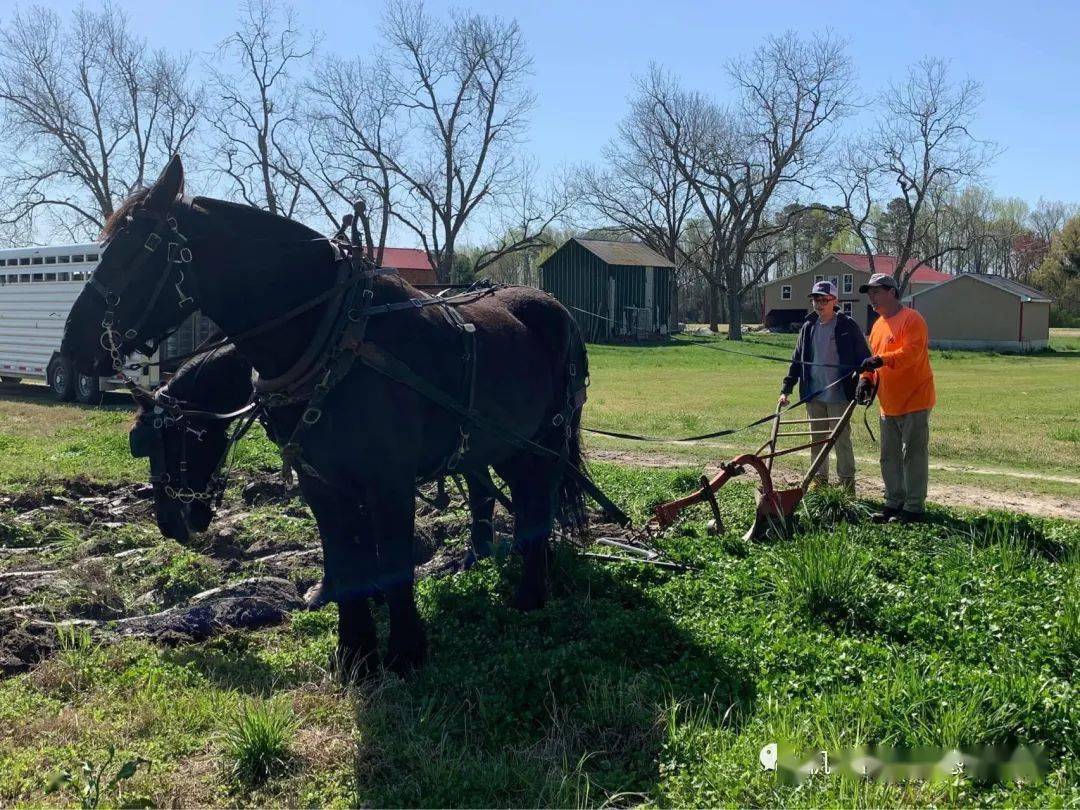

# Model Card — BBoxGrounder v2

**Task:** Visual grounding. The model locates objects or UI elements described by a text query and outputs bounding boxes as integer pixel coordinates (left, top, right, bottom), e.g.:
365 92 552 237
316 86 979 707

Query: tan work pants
806 400 855 490
879 409 931 513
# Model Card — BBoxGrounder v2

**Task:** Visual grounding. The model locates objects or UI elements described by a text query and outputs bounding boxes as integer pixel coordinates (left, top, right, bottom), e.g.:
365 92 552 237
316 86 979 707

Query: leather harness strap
350 342 631 527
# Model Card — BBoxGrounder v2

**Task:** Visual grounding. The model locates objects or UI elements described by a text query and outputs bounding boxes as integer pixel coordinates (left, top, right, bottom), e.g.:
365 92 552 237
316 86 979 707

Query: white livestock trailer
0 243 161 403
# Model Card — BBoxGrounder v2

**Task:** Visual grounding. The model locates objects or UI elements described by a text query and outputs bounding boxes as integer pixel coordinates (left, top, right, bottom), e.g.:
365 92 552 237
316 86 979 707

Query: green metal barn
539 238 676 342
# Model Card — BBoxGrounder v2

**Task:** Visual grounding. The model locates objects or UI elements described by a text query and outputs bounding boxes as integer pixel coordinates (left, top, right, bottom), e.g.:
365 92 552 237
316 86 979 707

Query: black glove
859 355 884 373
855 377 876 405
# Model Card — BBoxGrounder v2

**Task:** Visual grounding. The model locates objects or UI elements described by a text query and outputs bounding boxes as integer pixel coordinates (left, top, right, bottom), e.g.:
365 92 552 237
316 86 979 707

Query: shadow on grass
0 383 133 410
162 632 283 697
351 547 755 807
919 508 1075 561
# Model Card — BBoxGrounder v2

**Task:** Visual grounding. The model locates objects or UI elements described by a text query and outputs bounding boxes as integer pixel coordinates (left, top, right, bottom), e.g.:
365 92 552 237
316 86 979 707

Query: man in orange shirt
855 273 935 523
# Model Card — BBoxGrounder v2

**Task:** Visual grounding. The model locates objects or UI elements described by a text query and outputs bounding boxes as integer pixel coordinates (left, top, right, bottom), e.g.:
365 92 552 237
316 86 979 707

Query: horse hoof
385 647 425 678
304 581 333 611
512 590 546 612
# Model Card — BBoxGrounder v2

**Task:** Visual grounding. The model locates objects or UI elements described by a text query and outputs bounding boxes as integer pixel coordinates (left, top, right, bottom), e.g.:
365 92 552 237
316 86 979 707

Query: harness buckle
167 242 193 264
301 407 322 425
124 328 138 340
552 413 565 427
144 232 162 252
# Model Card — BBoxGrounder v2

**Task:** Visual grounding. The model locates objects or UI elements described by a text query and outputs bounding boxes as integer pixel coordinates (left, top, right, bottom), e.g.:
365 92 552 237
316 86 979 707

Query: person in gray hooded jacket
778 280 871 492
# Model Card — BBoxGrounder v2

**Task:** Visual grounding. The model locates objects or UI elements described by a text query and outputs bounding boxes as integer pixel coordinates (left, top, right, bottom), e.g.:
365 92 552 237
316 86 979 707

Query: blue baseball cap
808 280 837 298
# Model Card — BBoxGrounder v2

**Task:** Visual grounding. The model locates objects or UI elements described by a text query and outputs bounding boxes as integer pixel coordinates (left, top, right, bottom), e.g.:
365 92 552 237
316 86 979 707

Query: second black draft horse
62 155 596 676
129 343 518 601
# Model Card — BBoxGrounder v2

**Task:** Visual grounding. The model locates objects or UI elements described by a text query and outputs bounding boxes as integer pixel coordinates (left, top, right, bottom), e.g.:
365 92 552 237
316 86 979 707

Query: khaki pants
879 409 930 513
806 400 855 490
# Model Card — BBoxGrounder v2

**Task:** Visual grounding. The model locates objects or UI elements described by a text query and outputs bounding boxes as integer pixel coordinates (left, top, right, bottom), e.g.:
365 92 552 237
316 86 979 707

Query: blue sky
27 0 1080 207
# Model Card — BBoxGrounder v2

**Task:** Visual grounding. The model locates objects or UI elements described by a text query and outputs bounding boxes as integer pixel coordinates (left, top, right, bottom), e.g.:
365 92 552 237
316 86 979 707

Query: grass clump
769 527 876 627
221 699 297 786
798 485 873 530
153 551 218 604
1058 568 1080 664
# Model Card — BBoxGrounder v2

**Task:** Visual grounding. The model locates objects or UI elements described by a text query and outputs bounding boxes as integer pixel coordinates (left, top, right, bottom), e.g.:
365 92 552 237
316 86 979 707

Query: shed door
644 266 655 330
607 275 616 338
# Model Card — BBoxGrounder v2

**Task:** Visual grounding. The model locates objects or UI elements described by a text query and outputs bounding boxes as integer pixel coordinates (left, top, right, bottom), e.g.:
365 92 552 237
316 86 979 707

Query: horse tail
554 319 590 536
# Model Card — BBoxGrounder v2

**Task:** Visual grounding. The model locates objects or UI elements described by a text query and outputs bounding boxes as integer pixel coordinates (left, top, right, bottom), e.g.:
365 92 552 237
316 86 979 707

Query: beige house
759 253 951 333
908 274 1051 351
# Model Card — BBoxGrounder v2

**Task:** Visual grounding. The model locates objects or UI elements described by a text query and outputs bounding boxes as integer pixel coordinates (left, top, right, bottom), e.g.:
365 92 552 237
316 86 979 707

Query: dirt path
588 448 1080 520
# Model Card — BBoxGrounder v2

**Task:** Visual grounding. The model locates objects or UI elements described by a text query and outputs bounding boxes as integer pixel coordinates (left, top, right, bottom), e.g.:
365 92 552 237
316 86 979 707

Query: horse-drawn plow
650 398 858 540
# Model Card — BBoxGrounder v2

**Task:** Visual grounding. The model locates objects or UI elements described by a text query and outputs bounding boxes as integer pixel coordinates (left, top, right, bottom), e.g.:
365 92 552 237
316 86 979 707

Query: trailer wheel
0 376 21 384
75 373 103 406
48 357 76 401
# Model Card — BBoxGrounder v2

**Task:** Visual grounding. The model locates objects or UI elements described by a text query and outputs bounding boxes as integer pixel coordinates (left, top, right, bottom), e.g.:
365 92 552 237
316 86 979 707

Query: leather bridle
88 206 198 380
130 393 260 505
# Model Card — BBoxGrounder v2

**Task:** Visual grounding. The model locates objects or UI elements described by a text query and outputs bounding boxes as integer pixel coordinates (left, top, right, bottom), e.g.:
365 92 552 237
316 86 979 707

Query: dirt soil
588 449 1080 521
0 474 488 676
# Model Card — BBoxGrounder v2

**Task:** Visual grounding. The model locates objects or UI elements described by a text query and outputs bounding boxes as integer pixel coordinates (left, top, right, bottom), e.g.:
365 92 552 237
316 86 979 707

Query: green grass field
1 464 1078 807
0 330 1077 807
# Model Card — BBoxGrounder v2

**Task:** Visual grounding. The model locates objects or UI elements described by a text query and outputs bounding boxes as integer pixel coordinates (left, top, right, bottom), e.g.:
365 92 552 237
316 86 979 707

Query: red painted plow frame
651 398 858 540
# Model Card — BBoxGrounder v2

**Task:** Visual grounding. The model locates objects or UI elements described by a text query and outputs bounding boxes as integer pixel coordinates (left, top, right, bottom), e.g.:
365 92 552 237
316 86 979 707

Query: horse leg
463 472 496 568
299 477 380 681
498 457 559 612
369 482 426 676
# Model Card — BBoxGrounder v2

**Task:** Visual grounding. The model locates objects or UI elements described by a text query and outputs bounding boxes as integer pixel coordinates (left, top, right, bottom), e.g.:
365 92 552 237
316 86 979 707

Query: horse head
62 155 198 376
129 345 255 542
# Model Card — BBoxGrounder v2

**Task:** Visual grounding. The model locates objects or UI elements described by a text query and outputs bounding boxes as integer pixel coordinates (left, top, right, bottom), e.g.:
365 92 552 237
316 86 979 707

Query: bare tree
0 4 199 241
641 32 855 338
302 56 402 262
835 58 997 291
575 97 698 320
206 0 318 218
375 0 535 283
576 105 698 265
472 160 575 279
1029 198 1079 247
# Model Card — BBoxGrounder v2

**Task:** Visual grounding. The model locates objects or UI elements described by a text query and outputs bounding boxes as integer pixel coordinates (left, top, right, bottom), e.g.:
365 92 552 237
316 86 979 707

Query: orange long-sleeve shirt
865 307 936 416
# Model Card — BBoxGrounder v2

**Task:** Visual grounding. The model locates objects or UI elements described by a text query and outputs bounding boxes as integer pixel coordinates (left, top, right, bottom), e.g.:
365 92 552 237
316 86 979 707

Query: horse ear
145 154 184 212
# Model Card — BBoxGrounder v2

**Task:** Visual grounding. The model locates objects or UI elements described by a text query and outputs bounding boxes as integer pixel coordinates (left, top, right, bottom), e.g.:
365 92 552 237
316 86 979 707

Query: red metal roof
378 247 437 286
831 253 952 284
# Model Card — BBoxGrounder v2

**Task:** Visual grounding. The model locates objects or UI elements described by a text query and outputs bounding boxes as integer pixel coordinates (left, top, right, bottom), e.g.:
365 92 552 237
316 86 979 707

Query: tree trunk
436 252 453 286
726 287 743 341
707 283 719 332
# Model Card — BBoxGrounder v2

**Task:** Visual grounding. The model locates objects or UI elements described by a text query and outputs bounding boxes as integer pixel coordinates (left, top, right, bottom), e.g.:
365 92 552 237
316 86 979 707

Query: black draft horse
62 155 593 676
130 343 512 603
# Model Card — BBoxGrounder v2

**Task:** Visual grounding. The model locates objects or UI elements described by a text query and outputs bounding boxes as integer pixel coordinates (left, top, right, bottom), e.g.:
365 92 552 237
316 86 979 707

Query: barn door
607 275 616 339
644 267 655 331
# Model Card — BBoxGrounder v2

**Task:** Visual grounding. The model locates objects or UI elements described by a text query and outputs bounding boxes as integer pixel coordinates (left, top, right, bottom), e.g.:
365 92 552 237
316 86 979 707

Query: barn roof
571 238 675 268
831 253 951 284
379 247 435 272
911 273 1051 302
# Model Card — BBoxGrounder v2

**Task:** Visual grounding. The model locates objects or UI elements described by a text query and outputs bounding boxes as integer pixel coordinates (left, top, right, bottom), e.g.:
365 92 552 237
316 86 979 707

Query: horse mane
192 196 324 242
100 187 154 242
102 186 322 246
165 344 255 412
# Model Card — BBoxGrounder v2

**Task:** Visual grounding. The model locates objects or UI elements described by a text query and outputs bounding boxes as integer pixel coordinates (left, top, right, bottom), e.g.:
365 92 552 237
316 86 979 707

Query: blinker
129 420 161 459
